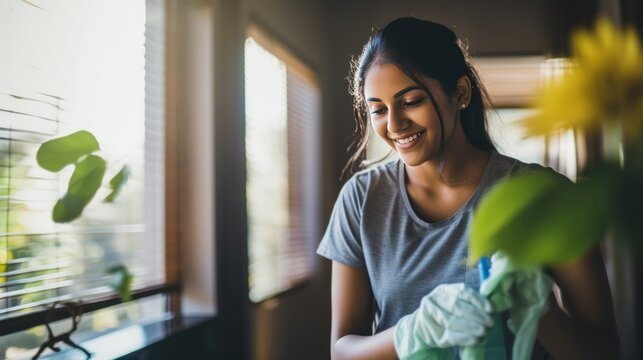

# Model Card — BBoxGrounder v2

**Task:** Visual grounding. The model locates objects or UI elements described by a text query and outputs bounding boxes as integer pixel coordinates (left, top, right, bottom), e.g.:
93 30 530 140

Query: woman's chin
398 151 441 167
398 155 425 167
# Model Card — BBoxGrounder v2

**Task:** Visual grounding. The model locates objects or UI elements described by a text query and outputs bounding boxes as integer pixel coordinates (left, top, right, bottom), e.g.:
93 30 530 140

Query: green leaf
104 165 130 203
52 155 106 223
470 168 612 266
106 264 133 302
53 193 86 223
470 169 563 263
37 130 100 172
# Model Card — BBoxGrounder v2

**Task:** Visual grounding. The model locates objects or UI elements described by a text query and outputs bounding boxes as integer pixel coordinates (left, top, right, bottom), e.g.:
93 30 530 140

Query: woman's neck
405 142 491 190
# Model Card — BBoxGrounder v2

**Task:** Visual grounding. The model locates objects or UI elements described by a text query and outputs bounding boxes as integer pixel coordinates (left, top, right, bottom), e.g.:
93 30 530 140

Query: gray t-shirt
317 151 542 333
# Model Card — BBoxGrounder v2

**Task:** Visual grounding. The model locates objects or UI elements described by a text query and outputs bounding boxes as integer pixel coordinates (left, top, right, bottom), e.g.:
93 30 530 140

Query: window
480 57 578 180
244 26 321 302
0 0 172 355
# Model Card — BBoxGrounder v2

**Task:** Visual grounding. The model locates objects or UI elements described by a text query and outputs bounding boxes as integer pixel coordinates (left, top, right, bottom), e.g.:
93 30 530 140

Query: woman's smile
389 130 426 149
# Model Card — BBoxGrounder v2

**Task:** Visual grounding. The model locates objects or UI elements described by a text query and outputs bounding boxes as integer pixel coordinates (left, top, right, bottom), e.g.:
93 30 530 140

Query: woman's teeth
395 131 423 144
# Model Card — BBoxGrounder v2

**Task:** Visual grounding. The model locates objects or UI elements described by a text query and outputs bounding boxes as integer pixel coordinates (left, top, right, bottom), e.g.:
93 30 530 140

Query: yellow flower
523 18 643 138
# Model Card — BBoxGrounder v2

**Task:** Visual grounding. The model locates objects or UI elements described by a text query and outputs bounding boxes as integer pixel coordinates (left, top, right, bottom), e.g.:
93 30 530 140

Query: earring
460 103 467 109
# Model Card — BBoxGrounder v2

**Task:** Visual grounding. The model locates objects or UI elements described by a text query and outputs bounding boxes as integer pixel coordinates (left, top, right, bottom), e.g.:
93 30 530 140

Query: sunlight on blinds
245 38 289 302
0 0 165 324
245 35 319 302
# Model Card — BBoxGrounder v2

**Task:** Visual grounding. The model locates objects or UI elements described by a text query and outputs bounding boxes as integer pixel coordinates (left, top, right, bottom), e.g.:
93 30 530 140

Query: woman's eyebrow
366 85 421 102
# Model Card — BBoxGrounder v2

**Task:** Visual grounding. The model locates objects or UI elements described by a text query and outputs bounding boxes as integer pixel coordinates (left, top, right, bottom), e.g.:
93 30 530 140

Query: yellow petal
526 18 643 140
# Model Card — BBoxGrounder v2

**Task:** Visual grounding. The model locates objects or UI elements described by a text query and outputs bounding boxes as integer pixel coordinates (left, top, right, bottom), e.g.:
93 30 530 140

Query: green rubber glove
479 252 553 360
394 283 495 360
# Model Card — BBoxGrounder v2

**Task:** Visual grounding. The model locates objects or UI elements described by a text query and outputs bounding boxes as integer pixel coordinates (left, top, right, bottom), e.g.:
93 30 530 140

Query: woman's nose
386 108 410 134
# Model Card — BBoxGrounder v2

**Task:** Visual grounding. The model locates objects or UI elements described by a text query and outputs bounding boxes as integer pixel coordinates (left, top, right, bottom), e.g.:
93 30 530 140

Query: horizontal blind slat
0 280 73 300
0 262 71 277
0 271 73 288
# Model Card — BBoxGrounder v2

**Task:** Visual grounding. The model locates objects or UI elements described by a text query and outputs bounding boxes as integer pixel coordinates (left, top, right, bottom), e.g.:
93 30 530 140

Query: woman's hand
394 283 494 359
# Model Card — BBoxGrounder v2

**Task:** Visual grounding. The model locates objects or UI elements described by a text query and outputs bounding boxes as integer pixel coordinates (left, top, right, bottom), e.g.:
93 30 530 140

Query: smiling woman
317 17 618 360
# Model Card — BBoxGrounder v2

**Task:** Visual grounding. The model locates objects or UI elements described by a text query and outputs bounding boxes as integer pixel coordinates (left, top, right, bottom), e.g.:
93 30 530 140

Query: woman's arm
330 261 398 360
537 245 620 359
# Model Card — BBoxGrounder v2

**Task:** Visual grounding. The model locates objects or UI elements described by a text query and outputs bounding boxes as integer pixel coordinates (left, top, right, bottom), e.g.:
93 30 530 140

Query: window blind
284 68 320 287
245 32 321 302
0 0 165 321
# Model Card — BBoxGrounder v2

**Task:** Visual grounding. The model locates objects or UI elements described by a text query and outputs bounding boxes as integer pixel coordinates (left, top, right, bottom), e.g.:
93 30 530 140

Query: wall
170 0 218 317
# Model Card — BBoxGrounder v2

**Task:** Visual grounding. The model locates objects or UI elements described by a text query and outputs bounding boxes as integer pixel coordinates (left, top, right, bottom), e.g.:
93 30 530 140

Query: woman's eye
370 108 386 115
403 98 424 107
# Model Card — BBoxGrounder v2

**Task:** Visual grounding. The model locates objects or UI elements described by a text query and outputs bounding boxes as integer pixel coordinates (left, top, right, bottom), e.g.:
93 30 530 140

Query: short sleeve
316 176 367 270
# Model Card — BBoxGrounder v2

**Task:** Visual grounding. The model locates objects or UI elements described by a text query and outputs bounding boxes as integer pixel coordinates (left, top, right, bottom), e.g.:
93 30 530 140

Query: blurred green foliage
37 130 132 302
471 161 642 266
36 130 100 172
104 165 130 203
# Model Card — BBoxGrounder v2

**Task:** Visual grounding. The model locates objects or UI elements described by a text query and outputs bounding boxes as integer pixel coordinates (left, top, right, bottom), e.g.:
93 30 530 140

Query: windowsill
39 316 215 359
251 277 313 305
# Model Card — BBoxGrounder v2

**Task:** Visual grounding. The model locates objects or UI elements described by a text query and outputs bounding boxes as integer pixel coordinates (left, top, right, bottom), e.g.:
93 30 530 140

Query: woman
317 17 619 359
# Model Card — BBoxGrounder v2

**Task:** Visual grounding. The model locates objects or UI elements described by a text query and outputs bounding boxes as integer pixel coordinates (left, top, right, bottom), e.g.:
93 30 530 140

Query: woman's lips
391 130 425 149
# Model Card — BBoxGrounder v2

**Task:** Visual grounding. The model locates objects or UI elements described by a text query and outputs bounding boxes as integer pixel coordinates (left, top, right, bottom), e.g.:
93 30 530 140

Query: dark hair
342 17 496 179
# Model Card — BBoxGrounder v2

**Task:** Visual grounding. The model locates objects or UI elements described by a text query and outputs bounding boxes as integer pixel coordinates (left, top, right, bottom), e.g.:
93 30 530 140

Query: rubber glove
394 283 494 360
479 252 553 360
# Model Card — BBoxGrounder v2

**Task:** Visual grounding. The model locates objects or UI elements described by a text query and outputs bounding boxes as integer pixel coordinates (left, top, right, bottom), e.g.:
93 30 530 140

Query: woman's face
363 63 461 167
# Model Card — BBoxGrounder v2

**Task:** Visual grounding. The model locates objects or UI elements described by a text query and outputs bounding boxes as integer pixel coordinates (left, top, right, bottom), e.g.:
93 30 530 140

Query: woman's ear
455 75 472 108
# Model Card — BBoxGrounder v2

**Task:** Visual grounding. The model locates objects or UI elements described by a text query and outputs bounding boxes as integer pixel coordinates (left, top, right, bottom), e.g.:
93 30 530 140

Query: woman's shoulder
489 152 572 188
344 159 400 190
496 151 573 175
491 152 543 176
330 160 400 218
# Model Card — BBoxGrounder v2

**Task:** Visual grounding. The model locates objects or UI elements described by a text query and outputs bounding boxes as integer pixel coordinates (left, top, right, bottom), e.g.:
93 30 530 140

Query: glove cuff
394 314 412 358
396 315 457 359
